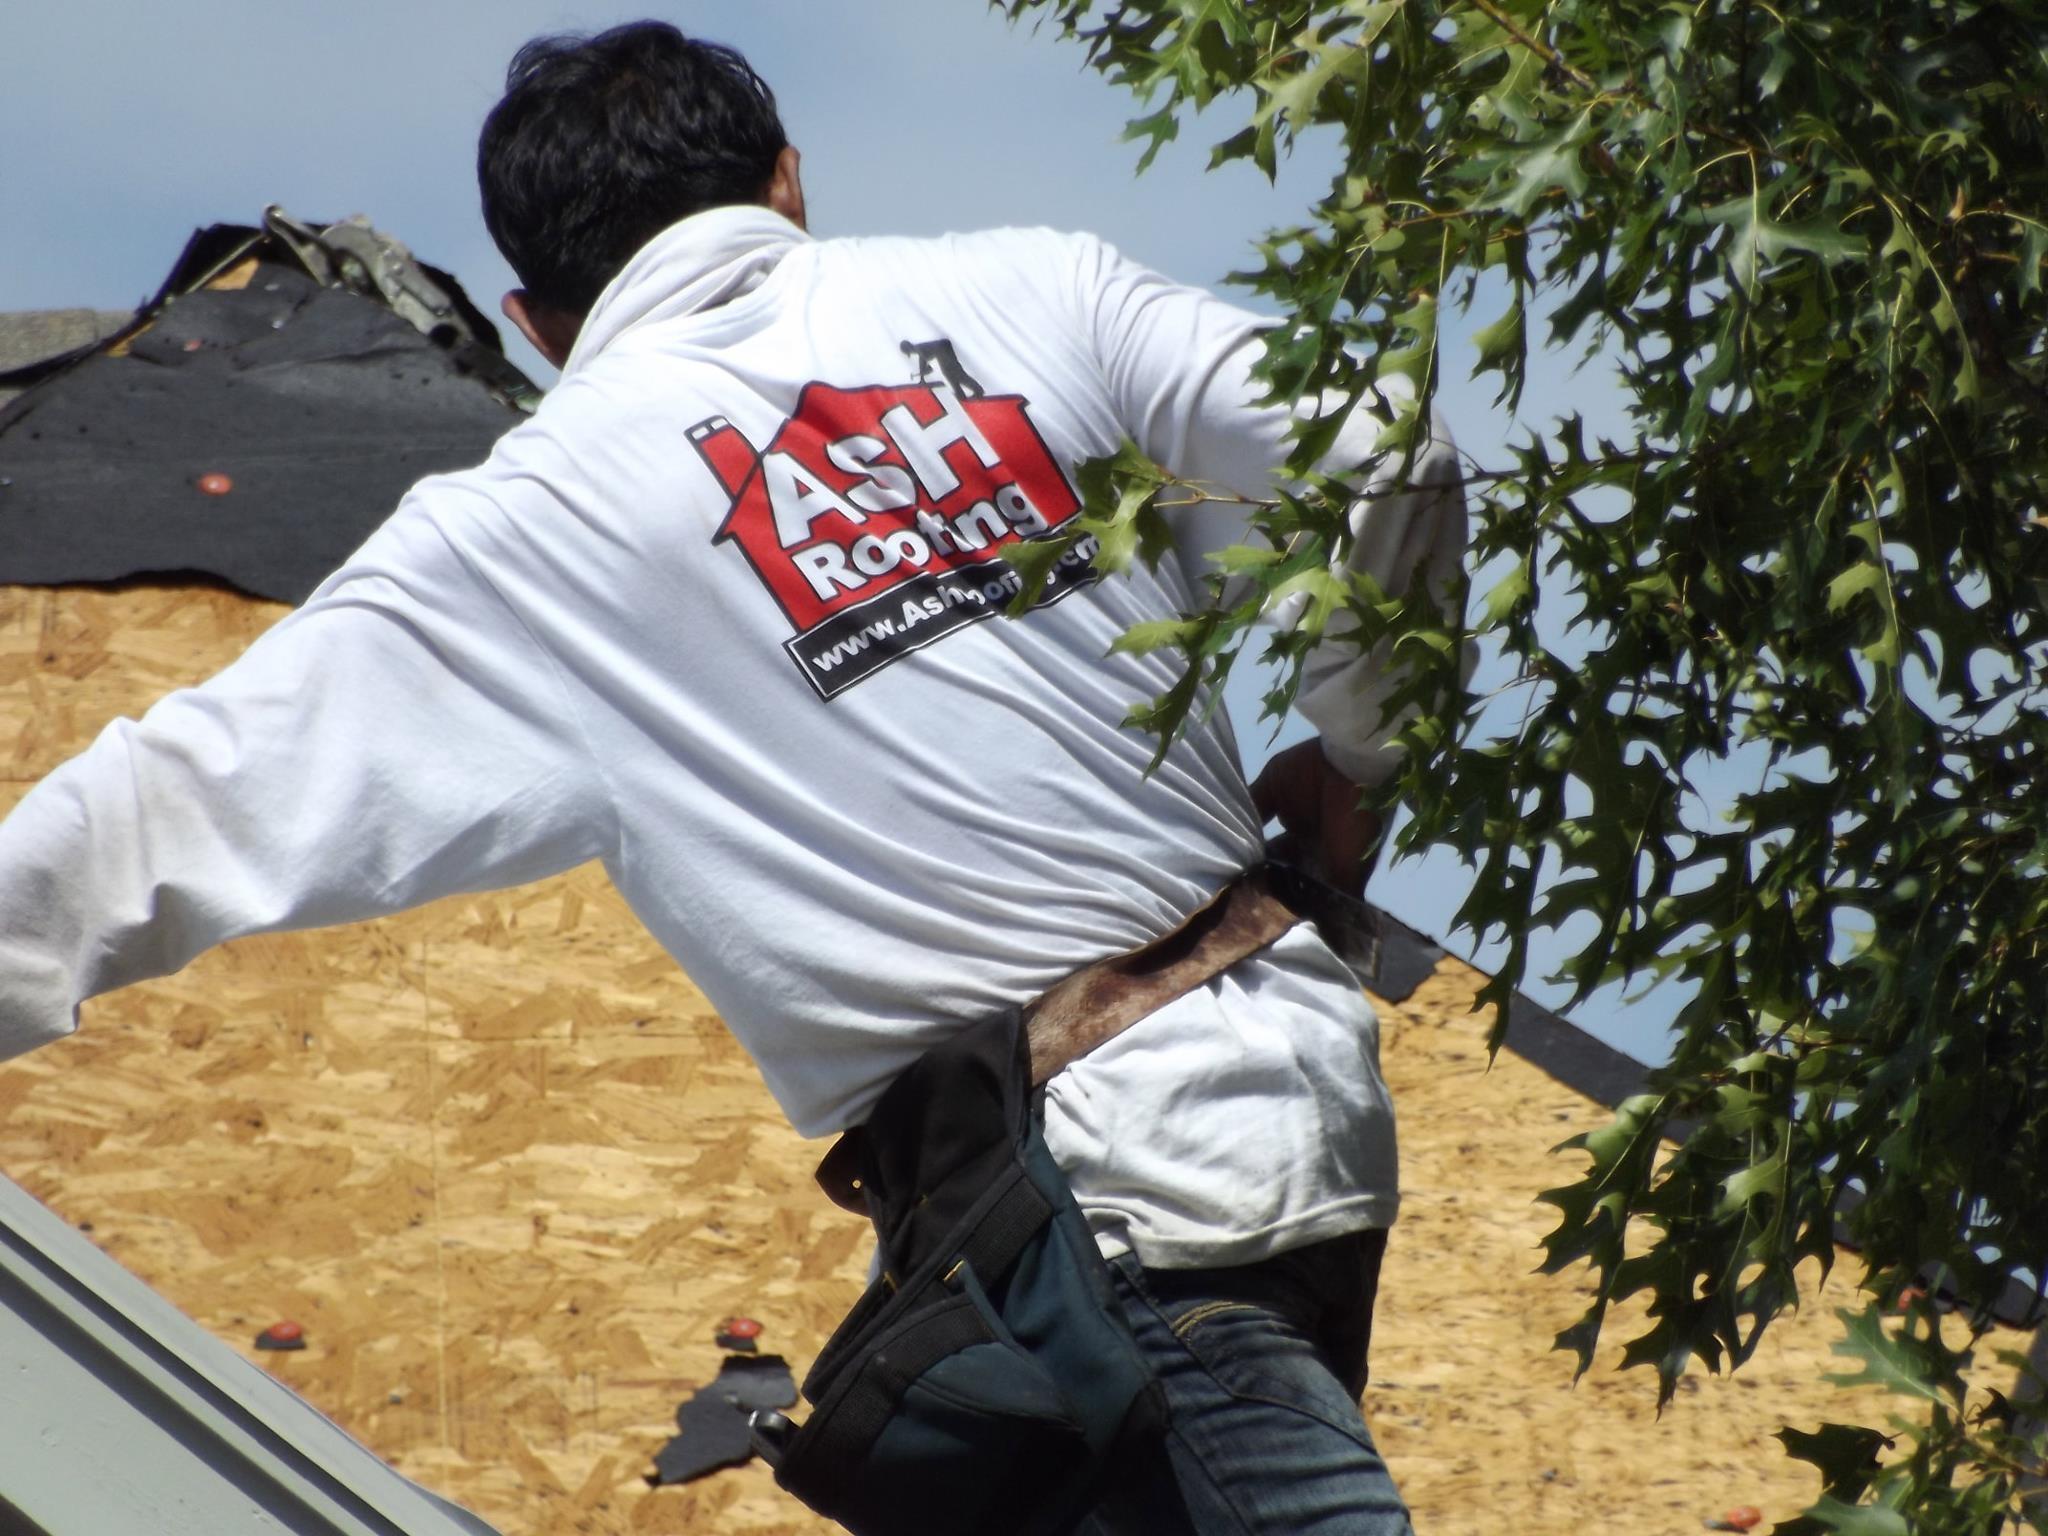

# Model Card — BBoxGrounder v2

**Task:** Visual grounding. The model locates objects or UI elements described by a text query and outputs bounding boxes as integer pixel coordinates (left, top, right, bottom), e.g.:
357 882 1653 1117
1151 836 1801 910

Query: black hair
478 22 788 315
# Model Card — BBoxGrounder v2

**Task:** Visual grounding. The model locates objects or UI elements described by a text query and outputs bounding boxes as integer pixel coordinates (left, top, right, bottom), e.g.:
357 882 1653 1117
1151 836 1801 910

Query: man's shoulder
809 228 1130 332
818 224 1106 275
828 223 1094 251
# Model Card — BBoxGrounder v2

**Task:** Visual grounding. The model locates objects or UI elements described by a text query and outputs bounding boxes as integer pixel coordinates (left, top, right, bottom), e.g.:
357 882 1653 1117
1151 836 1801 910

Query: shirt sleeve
0 496 615 1061
1072 233 1469 787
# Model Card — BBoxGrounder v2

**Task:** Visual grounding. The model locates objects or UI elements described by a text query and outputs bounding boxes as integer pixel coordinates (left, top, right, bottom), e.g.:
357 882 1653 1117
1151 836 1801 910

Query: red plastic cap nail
720 1316 763 1340
196 472 234 496
1723 1508 1763 1531
261 1320 303 1343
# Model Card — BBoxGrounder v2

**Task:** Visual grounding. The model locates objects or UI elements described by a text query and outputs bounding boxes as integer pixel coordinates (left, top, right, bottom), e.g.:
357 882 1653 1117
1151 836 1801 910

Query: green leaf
1714 1144 1787 1221
1107 617 1201 656
1757 33 1797 97
1380 292 1441 387
1805 1497 1909 1536
1826 562 1887 616
1392 625 1458 662
1205 542 1288 574
1207 124 1260 171
1699 196 1865 296
1255 28 1369 139
1121 105 1180 174
2017 218 2048 303
1068 438 1172 577
1075 438 1169 508
1121 663 1203 773
1264 566 1350 639
1486 119 1594 219
1824 1306 1947 1405
1777 1422 1890 1495
999 530 1084 616
1469 296 1526 408
1479 562 1531 629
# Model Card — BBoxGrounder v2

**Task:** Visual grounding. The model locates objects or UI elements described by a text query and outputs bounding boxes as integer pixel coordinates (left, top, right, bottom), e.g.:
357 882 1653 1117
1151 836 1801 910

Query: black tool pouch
766 1009 1161 1536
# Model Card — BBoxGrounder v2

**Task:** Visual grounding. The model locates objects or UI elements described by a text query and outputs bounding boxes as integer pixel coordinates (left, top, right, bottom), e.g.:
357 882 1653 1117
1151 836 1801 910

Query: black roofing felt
650 1354 797 1485
0 234 533 605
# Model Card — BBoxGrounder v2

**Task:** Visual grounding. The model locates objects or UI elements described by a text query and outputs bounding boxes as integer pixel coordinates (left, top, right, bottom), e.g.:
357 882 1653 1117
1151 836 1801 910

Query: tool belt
762 866 1306 1536
761 1009 1151 1535
813 864 1302 1215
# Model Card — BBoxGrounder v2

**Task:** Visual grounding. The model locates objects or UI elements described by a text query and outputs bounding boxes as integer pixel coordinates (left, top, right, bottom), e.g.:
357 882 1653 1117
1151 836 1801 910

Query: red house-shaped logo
695 379 1093 698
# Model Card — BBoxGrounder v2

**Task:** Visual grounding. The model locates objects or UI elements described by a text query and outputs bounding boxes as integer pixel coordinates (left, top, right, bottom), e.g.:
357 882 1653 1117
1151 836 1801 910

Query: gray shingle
0 310 133 407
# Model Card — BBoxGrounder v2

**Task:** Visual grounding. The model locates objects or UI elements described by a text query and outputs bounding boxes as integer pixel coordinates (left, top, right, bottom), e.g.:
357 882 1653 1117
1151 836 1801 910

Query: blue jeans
1072 1230 1413 1535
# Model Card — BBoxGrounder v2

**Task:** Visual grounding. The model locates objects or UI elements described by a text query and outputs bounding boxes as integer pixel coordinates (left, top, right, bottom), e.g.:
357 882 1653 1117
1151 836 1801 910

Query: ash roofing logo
694 364 1095 699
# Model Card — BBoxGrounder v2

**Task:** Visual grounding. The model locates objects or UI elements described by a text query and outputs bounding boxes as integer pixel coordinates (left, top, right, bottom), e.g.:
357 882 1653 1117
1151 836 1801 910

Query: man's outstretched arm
0 498 614 1060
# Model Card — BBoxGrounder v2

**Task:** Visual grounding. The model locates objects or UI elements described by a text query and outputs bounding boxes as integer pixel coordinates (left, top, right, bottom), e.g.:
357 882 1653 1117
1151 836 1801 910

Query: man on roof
0 22 1463 1534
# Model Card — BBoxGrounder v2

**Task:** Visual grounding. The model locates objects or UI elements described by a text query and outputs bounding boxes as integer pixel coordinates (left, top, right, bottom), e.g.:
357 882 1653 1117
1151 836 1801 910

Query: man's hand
1250 738 1384 895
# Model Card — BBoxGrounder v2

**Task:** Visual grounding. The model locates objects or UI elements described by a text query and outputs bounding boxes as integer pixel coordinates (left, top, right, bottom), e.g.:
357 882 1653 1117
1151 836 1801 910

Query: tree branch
1466 0 1599 91
1956 256 2048 427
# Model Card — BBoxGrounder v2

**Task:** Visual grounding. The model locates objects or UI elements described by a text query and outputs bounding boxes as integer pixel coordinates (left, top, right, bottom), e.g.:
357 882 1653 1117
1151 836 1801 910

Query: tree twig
1467 0 1599 90
1467 0 1761 154
1956 255 2048 427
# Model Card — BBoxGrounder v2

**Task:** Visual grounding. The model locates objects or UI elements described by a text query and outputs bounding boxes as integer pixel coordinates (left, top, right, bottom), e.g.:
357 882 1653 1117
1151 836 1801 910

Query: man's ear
764 145 806 231
501 290 581 371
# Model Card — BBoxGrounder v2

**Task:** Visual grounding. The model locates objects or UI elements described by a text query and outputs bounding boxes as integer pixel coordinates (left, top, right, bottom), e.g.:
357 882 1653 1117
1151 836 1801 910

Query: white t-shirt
0 207 1462 1266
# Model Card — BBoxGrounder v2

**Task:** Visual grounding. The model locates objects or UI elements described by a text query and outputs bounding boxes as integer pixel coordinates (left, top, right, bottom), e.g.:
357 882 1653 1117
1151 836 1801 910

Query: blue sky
4 2 1668 1058
3 2 1334 344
